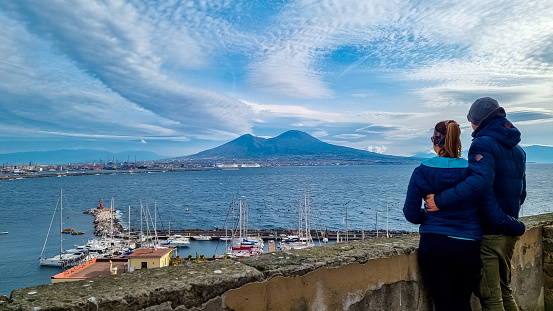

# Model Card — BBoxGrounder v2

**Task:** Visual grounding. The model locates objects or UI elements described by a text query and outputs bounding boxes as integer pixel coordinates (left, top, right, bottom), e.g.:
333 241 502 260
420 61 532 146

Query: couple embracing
403 97 526 311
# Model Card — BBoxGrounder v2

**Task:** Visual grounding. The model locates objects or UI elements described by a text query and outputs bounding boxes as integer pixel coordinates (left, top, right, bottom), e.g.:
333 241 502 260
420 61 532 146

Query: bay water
1 164 551 296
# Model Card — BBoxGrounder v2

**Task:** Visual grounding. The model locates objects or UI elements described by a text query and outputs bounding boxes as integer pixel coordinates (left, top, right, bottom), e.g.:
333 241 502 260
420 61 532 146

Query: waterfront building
127 248 174 271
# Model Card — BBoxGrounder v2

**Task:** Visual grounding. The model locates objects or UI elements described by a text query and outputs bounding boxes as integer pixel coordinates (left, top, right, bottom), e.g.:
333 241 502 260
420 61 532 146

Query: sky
1 0 552 158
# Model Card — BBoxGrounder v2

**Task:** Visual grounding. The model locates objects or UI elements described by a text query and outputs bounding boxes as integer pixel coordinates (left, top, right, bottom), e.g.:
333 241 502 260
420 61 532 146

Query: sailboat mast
239 199 243 239
244 199 248 237
60 189 63 257
304 191 308 240
154 200 158 245
128 205 131 243
305 191 312 245
298 198 302 238
110 198 114 240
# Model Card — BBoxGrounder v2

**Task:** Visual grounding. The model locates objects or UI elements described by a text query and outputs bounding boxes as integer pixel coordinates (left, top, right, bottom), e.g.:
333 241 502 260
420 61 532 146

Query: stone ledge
4 261 263 311
237 234 420 278
521 214 553 230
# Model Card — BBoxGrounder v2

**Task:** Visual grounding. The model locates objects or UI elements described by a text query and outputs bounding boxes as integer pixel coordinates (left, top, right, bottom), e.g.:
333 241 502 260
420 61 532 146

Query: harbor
37 192 388 280
27 197 411 286
1 164 551 296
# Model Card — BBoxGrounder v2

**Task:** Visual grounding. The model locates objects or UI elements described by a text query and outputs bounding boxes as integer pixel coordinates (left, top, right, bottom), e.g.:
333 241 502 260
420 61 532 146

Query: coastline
0 167 227 181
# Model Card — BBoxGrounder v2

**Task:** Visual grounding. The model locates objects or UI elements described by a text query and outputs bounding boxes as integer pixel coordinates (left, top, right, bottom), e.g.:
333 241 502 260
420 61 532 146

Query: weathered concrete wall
1 213 552 311
543 225 553 311
511 217 546 311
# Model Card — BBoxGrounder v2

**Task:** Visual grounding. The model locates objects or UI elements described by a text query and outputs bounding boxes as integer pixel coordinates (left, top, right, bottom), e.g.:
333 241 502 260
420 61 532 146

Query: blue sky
1 0 552 157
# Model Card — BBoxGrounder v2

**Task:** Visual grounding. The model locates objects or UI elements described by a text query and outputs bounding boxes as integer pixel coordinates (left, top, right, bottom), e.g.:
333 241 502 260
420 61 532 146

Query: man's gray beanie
467 97 499 126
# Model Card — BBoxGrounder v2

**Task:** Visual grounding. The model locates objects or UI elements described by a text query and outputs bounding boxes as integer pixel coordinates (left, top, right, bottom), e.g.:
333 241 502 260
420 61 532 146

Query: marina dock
147 228 411 241
85 206 410 242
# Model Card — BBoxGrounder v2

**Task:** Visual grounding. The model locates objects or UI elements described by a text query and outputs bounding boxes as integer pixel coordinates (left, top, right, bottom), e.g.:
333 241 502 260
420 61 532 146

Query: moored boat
40 189 87 268
160 234 191 247
227 197 264 257
231 237 264 257
39 253 87 268
191 235 212 241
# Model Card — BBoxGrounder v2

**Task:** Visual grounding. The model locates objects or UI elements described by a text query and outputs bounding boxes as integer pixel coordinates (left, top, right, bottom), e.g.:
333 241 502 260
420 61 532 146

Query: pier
146 228 411 241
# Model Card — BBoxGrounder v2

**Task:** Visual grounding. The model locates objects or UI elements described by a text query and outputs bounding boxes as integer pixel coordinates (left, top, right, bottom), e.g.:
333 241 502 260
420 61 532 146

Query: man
425 97 526 311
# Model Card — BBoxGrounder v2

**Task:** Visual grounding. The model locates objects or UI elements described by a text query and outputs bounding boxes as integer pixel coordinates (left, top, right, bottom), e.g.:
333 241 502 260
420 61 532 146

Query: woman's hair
432 120 462 158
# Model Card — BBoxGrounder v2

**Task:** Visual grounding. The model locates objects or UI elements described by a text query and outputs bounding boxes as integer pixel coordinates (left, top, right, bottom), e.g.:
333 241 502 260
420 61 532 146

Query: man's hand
425 194 439 212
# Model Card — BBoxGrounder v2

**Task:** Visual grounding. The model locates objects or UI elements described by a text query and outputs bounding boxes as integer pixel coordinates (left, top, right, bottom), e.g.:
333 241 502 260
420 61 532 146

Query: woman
403 120 524 311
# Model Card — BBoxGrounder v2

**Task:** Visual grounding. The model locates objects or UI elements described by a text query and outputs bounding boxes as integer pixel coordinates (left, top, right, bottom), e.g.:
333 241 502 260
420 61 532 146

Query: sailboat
165 221 190 247
228 197 263 257
279 191 315 251
39 189 88 267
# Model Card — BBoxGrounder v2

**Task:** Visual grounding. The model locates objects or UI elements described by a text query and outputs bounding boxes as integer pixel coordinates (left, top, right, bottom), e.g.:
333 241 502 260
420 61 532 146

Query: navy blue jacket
433 107 526 235
403 156 525 240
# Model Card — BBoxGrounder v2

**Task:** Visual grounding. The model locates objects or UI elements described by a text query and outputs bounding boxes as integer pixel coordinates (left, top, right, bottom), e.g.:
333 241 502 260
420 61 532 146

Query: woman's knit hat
467 97 500 126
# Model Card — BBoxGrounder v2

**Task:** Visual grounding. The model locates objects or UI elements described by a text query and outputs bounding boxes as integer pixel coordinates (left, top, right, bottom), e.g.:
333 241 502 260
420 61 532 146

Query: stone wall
511 219 545 311
543 225 553 311
1 213 552 311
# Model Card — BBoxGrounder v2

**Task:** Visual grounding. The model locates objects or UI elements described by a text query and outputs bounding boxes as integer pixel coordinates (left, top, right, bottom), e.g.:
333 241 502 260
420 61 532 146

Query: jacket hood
472 107 521 148
422 156 468 168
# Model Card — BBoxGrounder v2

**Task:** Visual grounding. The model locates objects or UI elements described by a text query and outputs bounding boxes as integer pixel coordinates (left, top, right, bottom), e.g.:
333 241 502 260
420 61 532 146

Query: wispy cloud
312 130 329 138
0 1 254 140
243 100 429 125
1 0 552 156
335 134 365 140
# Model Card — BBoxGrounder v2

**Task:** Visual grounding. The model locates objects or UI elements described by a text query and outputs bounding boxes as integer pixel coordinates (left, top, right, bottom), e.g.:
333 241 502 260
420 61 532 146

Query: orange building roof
126 248 173 258
51 258 128 281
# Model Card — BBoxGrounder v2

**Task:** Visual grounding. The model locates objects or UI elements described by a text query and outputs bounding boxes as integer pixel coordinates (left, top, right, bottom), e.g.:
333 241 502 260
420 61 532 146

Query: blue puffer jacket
433 107 526 235
403 156 525 240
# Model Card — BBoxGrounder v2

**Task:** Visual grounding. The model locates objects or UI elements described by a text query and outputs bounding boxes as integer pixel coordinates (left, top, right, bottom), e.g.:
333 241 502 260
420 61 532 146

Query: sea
1 163 552 296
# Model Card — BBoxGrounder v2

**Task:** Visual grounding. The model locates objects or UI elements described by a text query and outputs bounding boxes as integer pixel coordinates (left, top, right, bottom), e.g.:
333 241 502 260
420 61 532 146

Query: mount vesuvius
167 130 419 165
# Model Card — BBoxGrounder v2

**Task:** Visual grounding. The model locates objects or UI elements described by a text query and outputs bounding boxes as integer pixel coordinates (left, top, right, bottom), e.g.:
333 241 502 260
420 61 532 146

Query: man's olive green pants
476 235 519 311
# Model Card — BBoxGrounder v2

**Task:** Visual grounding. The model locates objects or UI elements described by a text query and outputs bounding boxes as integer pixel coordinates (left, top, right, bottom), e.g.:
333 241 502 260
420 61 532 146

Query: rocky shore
84 208 124 237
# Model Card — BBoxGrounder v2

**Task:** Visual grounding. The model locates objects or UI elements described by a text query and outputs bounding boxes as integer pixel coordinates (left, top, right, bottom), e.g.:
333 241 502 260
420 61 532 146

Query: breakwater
84 208 124 237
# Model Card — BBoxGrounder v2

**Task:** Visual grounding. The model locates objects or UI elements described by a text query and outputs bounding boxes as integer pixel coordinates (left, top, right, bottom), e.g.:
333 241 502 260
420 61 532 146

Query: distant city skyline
1 1 552 157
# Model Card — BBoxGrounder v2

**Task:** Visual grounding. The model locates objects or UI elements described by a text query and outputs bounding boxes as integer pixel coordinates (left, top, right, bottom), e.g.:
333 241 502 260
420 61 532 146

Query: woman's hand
425 194 439 212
